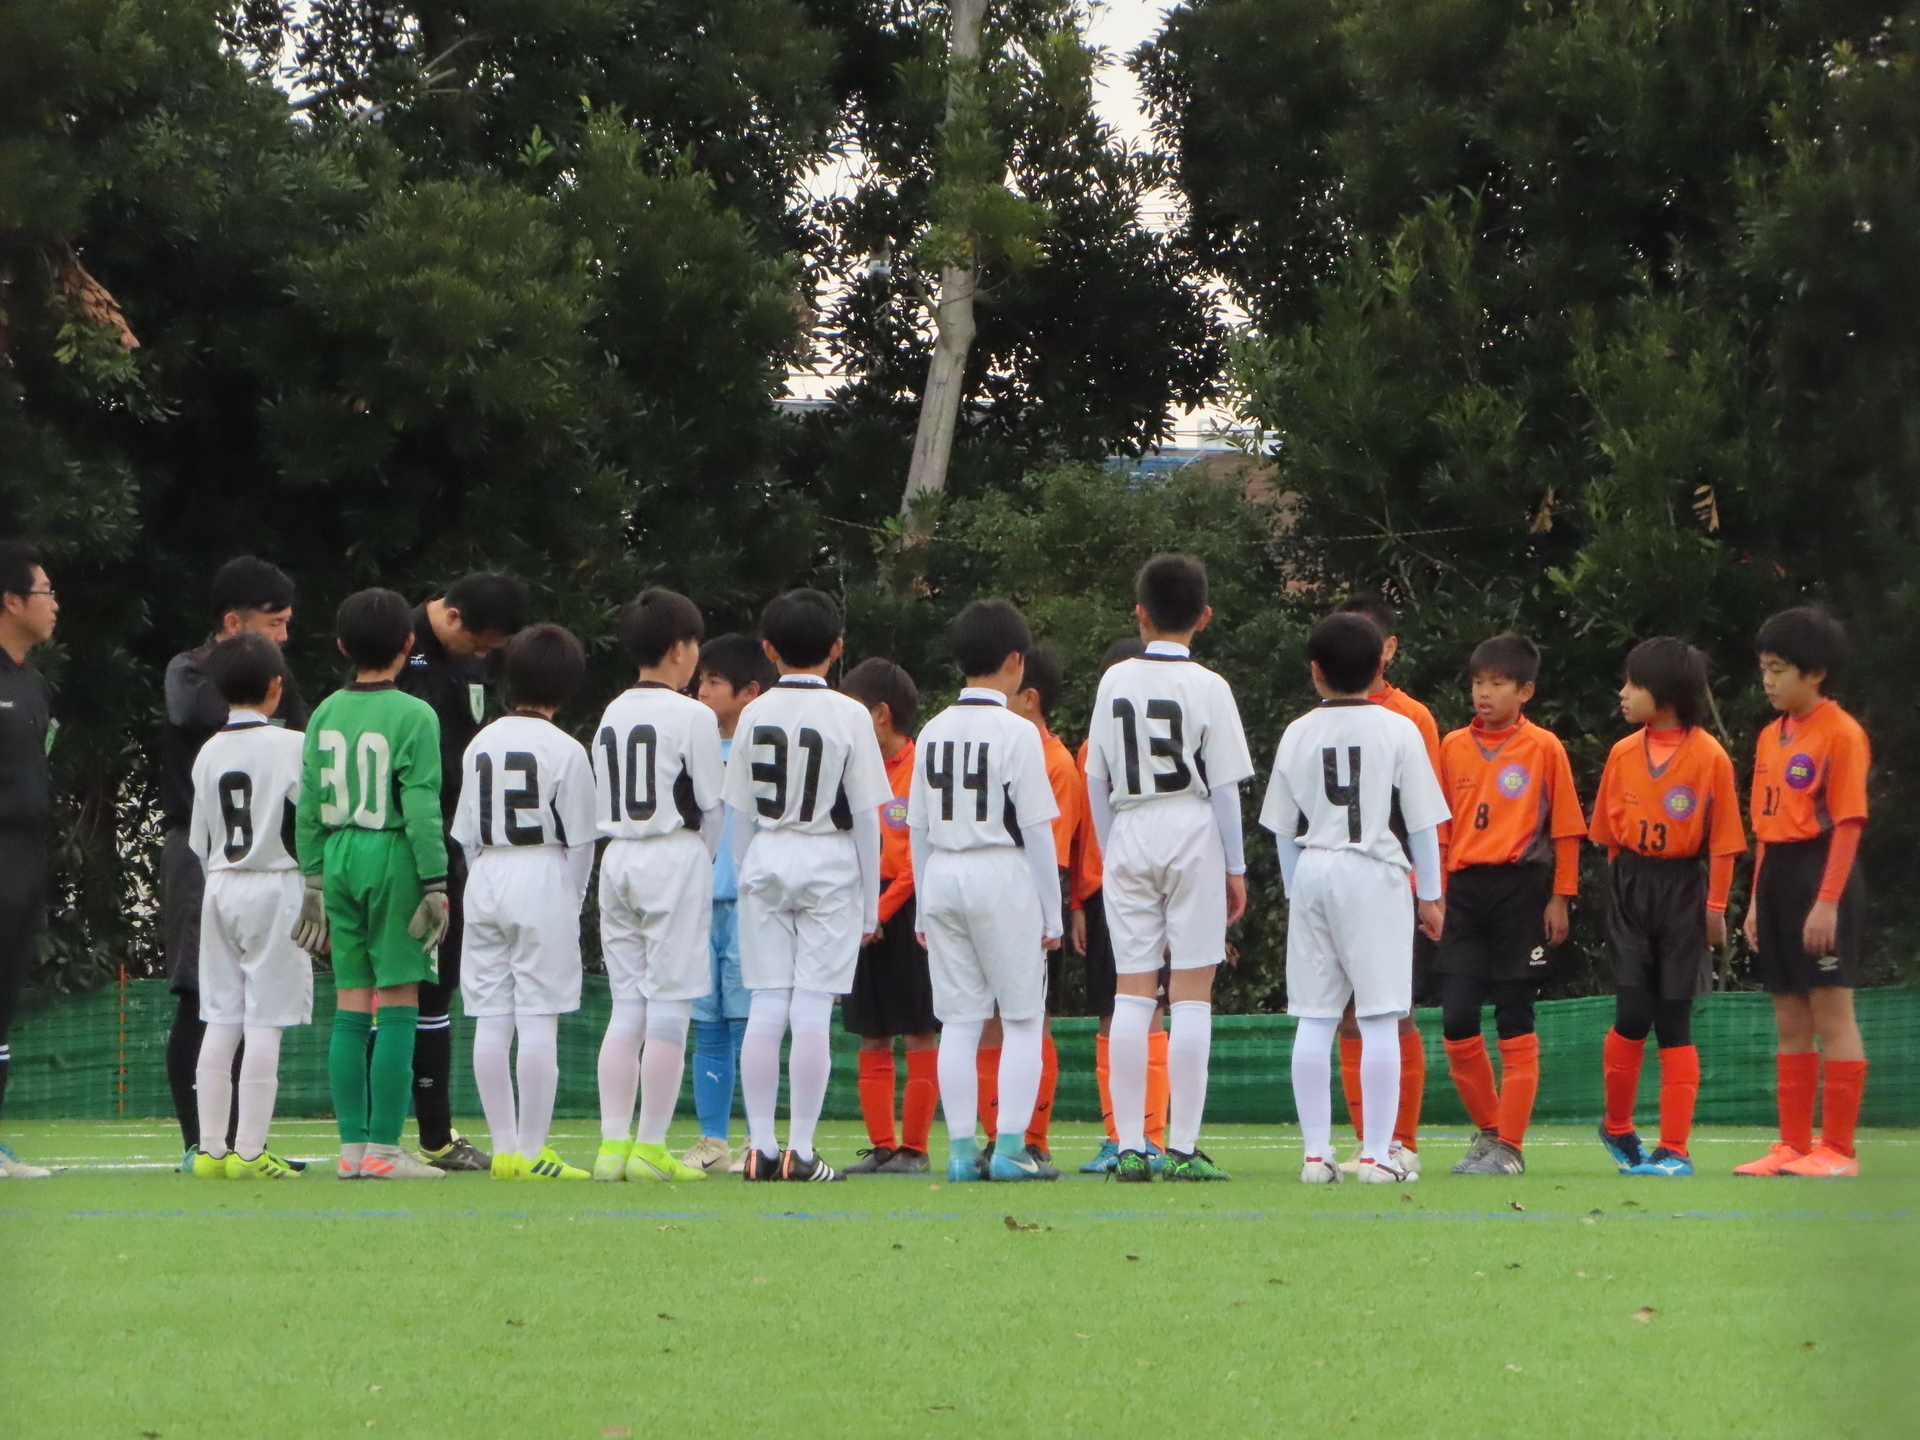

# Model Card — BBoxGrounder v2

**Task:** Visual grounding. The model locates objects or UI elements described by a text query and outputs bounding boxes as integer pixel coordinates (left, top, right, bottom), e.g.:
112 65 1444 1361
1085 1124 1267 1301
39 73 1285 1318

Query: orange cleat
1733 1142 1808 1176
1780 1144 1858 1178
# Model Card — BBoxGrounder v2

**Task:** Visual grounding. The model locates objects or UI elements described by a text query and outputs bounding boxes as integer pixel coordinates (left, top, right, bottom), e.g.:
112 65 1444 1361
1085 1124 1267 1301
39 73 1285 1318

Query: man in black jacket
397 572 526 1169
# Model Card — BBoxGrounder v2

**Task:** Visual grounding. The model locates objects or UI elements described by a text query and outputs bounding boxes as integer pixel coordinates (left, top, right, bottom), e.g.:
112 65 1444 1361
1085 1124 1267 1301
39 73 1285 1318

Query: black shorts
842 897 938 1038
1081 889 1118 1019
1436 863 1554 983
161 826 205 994
1411 929 1439 1008
1754 834 1864 994
1605 851 1711 1001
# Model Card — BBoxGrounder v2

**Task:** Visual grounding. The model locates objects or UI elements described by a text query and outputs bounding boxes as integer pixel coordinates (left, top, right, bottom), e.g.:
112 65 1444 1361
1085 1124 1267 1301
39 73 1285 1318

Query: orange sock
1777 1051 1818 1153
1602 1029 1645 1136
1094 1031 1116 1142
1656 1044 1700 1157
1338 1034 1364 1139
1394 1027 1426 1151
901 1048 938 1154
1145 1028 1170 1151
1443 1035 1500 1132
1820 1058 1867 1158
1495 1034 1540 1150
976 1046 1001 1139
856 1048 897 1150
1026 1031 1059 1152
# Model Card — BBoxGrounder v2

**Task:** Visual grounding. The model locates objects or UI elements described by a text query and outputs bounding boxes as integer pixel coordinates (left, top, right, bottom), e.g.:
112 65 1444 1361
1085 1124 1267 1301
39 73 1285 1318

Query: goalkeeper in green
295 589 451 1180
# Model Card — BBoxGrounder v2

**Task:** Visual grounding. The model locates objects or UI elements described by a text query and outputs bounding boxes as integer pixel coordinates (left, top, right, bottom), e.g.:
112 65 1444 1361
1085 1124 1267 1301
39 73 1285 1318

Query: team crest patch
882 796 910 830
1662 785 1698 821
1495 763 1531 799
468 682 486 725
1784 753 1818 791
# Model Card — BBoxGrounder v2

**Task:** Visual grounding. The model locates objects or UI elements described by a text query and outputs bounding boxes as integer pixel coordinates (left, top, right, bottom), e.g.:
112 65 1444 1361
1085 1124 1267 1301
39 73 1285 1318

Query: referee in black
0 541 58 1178
398 572 527 1169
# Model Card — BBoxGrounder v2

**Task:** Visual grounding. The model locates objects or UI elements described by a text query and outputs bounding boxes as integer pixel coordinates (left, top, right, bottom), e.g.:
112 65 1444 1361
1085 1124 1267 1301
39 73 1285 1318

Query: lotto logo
1663 785 1698 820
1528 946 1547 965
881 796 910 830
1496 763 1531 798
1785 753 1818 790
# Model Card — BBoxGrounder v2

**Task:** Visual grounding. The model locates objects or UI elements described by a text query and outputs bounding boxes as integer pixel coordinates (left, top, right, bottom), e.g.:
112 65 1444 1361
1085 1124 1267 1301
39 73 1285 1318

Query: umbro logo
1818 954 1840 972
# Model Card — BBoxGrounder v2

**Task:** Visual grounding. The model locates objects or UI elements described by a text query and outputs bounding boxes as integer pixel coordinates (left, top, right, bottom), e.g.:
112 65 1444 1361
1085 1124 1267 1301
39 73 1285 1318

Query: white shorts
1285 847 1416 1019
600 831 714 1004
462 848 585 1017
736 829 862 995
1103 796 1228 973
920 848 1047 1024
197 869 313 1028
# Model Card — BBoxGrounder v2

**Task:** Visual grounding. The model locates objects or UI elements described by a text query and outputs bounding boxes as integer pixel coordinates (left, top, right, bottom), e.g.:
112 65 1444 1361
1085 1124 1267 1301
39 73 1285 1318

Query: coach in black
398 572 527 1170
0 541 57 1178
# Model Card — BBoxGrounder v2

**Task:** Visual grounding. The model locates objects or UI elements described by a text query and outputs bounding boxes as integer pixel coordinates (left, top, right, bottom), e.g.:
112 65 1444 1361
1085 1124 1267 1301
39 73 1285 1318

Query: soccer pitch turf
2 1121 1912 1439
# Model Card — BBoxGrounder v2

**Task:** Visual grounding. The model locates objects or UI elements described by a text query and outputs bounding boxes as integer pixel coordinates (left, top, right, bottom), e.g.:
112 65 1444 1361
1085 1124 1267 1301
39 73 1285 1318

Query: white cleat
1390 1140 1421 1180
0 1145 51 1178
1337 1144 1364 1177
681 1135 732 1174
1354 1154 1410 1184
358 1144 447 1180
336 1143 366 1179
1300 1156 1345 1184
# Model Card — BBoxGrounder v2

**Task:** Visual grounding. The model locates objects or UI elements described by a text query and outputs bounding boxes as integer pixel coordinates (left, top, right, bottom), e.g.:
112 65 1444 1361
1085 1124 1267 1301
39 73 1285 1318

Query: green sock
329 1010 373 1146
367 1005 418 1146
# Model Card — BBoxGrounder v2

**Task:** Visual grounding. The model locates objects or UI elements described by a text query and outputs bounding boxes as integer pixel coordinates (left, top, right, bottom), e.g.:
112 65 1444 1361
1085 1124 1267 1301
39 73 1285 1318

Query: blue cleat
1079 1139 1121 1174
946 1137 983 1183
1627 1146 1694 1177
989 1147 1060 1182
180 1146 197 1175
1599 1124 1645 1173
1146 1140 1167 1174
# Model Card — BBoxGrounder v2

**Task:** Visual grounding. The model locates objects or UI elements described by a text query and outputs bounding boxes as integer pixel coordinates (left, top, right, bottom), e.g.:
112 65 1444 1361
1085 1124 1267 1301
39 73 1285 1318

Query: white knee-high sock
515 1014 560 1159
1356 1012 1402 1164
741 988 791 1159
1292 1015 1340 1161
938 1019 984 1143
1109 993 1155 1153
597 999 646 1141
1167 1000 1213 1154
234 1025 283 1161
636 999 692 1146
995 1015 1045 1143
473 1015 518 1157
785 988 835 1161
195 1023 243 1159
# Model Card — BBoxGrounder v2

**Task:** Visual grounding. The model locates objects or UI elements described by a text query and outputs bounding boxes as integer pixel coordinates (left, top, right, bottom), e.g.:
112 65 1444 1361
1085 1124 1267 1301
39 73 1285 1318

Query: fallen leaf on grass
603 1427 632 1437
1125 1254 1140 1262
1075 1333 1090 1339
1632 1307 1656 1324
1508 1200 1526 1212
1474 1271 1486 1278
140 1432 160 1439
656 1225 681 1232
1620 1199 1641 1208
1401 1193 1414 1203
369 1384 382 1392
751 1277 767 1285
1003 1215 1041 1232
504 1319 524 1327
892 1243 903 1250
1506 1263 1522 1270
657 1313 675 1322
928 1404 954 1412
1267 1277 1285 1285
1802 1341 1821 1352
1231 1300 1248 1308
1506 1365 1522 1373
1575 1271 1589 1278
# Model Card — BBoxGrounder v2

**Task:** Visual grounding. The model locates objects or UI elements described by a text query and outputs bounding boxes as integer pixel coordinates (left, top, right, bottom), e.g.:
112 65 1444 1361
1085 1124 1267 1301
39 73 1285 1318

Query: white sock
1109 993 1154 1153
1291 1015 1340 1160
994 1015 1045 1142
473 1015 518 1157
195 1022 242 1159
741 988 791 1159
785 988 835 1161
636 999 692 1146
515 1014 560 1159
234 1025 282 1160
597 999 646 1141
937 1020 984 1142
1167 1000 1212 1154
1356 1013 1403 1164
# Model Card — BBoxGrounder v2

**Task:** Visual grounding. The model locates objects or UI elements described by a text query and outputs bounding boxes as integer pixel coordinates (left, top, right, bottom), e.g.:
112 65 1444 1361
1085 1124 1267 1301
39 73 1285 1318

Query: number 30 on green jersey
316 729 393 829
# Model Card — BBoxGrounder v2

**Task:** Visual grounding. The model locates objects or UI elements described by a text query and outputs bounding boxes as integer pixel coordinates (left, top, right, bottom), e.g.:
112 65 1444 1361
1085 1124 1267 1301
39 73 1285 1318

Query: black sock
166 993 203 1149
411 1018 452 1151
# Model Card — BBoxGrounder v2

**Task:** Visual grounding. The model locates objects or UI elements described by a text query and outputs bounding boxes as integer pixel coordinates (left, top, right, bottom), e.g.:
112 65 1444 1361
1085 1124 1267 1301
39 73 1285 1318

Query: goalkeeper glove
408 880 450 954
291 874 328 954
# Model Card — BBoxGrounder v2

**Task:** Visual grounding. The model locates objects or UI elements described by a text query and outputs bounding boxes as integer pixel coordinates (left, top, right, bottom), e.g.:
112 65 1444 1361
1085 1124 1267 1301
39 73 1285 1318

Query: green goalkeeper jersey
296 681 447 884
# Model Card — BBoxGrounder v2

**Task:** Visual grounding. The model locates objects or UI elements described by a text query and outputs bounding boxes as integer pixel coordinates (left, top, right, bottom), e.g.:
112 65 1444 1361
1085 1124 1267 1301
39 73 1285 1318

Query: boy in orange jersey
1334 595 1444 1178
1735 608 1871 1179
1436 632 1586 1175
1589 639 1746 1176
838 659 939 1175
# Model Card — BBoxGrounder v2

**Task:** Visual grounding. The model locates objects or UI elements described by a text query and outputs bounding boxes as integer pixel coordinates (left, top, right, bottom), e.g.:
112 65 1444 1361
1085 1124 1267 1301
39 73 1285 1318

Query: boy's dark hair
205 632 283 707
210 556 295 620
1468 631 1541 686
336 588 413 672
620 588 705 668
842 657 920 736
1755 606 1848 681
506 623 585 710
1102 637 1148 670
760 588 841 669
1135 553 1209 633
0 540 43 600
1307 613 1384 694
951 600 1032 679
1625 637 1711 729
444 572 528 638
1339 593 1396 638
698 633 777 696
1022 647 1064 718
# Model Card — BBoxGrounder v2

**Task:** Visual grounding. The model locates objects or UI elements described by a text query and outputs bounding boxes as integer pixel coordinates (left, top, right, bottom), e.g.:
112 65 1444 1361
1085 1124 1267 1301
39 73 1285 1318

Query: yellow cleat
522 1147 589 1181
627 1141 709 1182
490 1151 527 1179
226 1150 299 1180
192 1149 227 1179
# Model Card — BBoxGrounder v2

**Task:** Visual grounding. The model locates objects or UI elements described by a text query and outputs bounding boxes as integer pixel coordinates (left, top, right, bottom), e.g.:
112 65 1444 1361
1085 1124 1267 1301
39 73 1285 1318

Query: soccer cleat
179 1146 197 1175
594 1139 633 1181
681 1136 732 1174
728 1148 747 1175
1354 1154 1410 1184
1733 1142 1808 1177
779 1150 845 1182
1391 1141 1420 1180
1338 1144 1364 1177
1453 1139 1525 1176
491 1151 527 1180
336 1143 366 1179
842 1146 897 1175
1779 1144 1859 1178
226 1150 299 1181
1163 1149 1231 1182
192 1148 228 1179
1599 1124 1646 1173
1024 1144 1052 1164
1111 1148 1153 1184
878 1147 930 1175
741 1147 783 1182
358 1144 448 1180
1627 1147 1694 1177
989 1147 1061 1182
420 1132 490 1172
1299 1156 1343 1185
525 1147 591 1181
0 1143 50 1179
1450 1130 1501 1174
1145 1141 1168 1174
627 1142 706 1183
1079 1139 1122 1174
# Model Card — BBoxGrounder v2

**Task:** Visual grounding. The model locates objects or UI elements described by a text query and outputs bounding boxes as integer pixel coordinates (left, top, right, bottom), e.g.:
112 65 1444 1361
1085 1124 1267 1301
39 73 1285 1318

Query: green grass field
2 1119 1913 1439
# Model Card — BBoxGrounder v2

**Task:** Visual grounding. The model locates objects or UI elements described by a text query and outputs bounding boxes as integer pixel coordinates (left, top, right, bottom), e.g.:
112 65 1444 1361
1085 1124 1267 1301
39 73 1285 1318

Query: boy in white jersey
452 625 598 1181
591 590 727 1184
724 589 891 1182
1085 555 1254 1182
908 602 1064 1182
187 633 315 1180
1259 614 1449 1184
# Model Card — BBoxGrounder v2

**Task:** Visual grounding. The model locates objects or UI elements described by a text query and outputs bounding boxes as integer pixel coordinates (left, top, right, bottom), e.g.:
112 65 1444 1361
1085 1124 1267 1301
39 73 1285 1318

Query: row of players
167 555 1869 1185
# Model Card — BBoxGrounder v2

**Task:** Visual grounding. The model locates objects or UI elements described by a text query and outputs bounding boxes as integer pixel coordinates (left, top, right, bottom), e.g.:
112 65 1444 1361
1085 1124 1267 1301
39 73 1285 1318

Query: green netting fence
7 978 1918 1127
